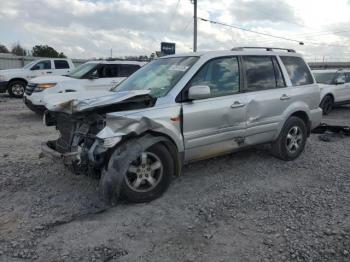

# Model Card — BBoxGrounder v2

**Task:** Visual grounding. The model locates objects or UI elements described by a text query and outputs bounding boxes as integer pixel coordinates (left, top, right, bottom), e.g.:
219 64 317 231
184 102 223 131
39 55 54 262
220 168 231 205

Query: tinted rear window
118 64 141 77
54 60 69 69
280 56 313 86
243 56 285 92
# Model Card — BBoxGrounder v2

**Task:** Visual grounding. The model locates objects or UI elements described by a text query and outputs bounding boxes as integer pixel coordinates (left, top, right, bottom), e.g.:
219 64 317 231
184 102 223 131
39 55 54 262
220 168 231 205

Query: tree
31 45 66 58
0 44 9 53
11 44 27 56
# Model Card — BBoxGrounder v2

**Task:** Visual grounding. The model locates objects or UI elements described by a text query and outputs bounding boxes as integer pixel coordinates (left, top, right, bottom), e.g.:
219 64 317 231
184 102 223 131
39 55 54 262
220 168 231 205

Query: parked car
0 58 74 98
312 69 350 114
40 47 322 203
23 60 146 113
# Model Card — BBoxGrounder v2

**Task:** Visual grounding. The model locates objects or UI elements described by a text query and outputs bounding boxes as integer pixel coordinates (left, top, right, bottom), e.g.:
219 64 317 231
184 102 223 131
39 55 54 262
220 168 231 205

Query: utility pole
110 48 113 58
192 0 197 52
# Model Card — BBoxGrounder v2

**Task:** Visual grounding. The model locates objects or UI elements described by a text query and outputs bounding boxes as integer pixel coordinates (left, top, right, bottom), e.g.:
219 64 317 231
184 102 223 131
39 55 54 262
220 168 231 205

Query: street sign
161 42 175 55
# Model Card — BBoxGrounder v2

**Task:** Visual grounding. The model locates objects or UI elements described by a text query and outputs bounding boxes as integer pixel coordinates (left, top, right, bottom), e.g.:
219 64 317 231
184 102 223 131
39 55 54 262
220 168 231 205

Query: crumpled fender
98 134 173 204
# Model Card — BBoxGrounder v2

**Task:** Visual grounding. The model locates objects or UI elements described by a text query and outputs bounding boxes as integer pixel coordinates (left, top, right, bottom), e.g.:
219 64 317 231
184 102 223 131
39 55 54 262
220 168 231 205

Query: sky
1 0 350 61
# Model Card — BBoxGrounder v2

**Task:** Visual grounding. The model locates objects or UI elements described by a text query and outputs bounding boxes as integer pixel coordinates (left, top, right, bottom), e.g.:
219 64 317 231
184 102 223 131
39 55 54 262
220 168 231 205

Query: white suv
23 60 146 113
0 58 75 98
312 69 350 114
41 47 322 203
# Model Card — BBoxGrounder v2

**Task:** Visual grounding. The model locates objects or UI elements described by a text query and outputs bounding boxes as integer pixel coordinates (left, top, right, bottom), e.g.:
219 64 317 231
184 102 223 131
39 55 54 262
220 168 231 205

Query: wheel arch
276 106 311 140
289 111 311 136
321 93 334 102
8 78 28 89
143 131 183 176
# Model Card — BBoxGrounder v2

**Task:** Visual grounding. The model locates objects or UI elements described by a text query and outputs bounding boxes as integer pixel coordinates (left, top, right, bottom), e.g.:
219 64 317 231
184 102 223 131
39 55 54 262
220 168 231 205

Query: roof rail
231 47 296 53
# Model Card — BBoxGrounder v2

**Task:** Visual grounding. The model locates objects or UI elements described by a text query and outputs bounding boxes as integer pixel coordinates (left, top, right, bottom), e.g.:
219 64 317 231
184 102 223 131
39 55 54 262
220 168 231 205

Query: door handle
231 101 245 108
280 94 290 100
46 71 52 74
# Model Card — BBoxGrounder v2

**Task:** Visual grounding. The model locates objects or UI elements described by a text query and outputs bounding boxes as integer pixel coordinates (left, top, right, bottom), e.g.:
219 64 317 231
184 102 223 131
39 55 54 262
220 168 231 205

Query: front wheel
120 143 173 203
271 116 307 161
8 80 26 98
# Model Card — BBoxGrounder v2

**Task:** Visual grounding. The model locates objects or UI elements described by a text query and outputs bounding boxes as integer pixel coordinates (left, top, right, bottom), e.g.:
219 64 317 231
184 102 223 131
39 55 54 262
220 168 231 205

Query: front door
30 60 53 78
181 56 247 162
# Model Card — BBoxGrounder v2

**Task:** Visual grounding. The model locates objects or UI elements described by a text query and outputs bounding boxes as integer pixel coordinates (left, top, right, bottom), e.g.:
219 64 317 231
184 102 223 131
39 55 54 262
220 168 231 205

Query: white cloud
0 0 350 61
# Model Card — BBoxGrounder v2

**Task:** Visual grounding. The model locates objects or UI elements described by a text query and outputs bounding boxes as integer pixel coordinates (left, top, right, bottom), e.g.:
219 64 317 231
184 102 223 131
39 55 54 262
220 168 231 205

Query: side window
109 65 119 77
280 56 313 86
272 57 285 87
345 73 350 83
243 56 283 92
32 60 51 70
336 73 346 83
118 64 141 77
189 57 240 98
99 65 118 78
54 60 69 69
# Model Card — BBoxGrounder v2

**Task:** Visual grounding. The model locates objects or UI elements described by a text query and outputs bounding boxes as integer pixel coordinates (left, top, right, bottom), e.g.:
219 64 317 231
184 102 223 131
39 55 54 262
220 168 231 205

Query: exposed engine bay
45 112 107 175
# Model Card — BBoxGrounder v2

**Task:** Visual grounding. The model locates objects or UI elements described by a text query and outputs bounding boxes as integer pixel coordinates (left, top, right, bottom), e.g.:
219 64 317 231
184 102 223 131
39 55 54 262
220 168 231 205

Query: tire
8 80 26 98
320 95 333 115
120 143 173 203
271 116 307 161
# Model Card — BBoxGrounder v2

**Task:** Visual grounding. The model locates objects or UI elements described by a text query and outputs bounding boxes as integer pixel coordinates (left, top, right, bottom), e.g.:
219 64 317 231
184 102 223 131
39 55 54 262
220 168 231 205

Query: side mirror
188 85 211 100
31 65 40 70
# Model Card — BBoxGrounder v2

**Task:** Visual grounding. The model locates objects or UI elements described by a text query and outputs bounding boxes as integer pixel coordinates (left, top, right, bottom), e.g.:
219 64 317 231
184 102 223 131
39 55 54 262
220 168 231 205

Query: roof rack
231 47 296 53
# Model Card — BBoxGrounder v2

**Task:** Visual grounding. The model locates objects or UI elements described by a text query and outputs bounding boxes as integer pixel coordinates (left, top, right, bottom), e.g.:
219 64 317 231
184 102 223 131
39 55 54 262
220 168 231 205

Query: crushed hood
43 90 156 114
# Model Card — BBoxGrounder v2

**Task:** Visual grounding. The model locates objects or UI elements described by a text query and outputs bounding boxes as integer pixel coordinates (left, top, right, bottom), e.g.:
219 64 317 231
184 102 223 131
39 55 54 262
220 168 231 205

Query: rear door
53 60 71 75
344 73 350 101
334 72 349 102
241 55 295 145
181 56 248 161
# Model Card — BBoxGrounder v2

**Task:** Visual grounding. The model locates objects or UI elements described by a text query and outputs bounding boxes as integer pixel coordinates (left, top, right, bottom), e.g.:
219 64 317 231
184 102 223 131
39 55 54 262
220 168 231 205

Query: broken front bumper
41 142 80 164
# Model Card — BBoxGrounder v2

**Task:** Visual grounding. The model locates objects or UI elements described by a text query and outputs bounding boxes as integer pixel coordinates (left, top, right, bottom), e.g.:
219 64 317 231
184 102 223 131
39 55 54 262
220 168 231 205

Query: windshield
67 63 97 79
23 61 37 69
112 56 199 97
313 72 337 84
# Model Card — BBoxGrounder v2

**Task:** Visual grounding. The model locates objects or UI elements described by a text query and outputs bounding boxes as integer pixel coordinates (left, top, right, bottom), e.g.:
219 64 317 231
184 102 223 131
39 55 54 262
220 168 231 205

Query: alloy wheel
125 152 163 193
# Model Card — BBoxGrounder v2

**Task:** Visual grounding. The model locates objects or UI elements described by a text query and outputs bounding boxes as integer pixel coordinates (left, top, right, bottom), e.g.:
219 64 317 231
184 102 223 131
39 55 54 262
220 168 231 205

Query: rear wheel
8 80 26 98
120 143 173 203
320 95 333 115
271 116 307 161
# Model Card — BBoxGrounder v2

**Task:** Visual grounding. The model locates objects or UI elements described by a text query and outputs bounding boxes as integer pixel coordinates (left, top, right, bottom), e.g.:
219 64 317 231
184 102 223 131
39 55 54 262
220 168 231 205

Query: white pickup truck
24 60 146 113
0 58 75 98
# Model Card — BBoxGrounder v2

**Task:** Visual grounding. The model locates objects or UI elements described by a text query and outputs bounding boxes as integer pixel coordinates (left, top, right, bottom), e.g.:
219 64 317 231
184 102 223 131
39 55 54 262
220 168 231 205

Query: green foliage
32 45 66 58
0 44 9 53
11 44 27 56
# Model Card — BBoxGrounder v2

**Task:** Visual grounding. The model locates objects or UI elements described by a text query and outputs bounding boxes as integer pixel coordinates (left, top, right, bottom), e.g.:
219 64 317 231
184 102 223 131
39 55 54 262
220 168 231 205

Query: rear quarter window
118 64 141 77
54 60 69 69
280 56 313 86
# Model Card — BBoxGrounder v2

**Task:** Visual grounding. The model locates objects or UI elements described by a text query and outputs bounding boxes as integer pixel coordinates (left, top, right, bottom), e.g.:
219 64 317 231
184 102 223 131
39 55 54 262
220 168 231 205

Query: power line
168 0 181 32
198 17 304 45
198 17 349 48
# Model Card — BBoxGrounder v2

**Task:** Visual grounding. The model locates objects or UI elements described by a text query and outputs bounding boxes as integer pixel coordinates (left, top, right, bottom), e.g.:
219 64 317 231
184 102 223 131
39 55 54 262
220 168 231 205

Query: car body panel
24 60 146 108
41 49 322 165
313 69 350 103
0 59 74 93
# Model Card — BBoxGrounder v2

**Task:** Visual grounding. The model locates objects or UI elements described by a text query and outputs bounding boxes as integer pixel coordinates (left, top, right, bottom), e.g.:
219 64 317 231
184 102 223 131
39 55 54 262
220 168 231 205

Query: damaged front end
41 90 158 176
42 112 108 175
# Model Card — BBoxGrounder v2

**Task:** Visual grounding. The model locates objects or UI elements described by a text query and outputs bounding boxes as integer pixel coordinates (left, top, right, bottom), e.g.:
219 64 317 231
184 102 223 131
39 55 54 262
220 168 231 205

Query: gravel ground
0 94 350 262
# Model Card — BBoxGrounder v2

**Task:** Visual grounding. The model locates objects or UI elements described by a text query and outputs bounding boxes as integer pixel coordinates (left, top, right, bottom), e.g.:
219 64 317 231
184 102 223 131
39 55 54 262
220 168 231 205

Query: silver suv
41 47 322 203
